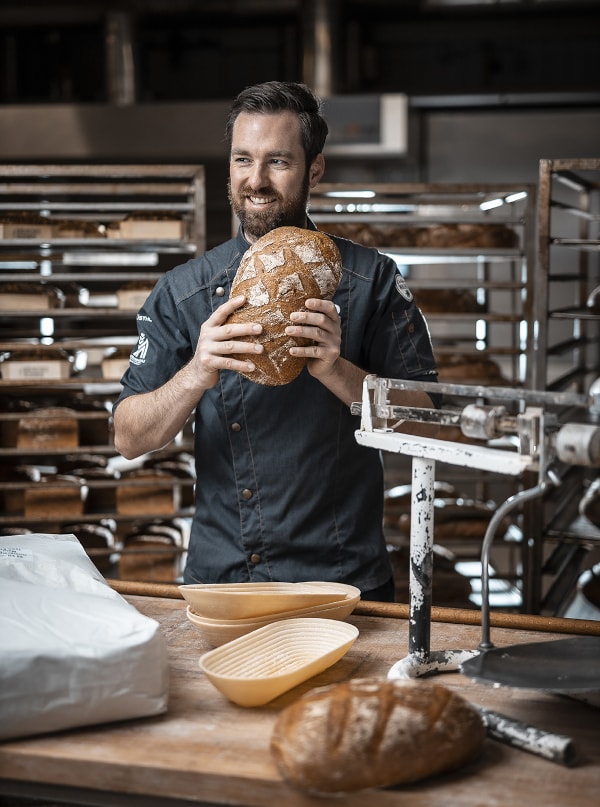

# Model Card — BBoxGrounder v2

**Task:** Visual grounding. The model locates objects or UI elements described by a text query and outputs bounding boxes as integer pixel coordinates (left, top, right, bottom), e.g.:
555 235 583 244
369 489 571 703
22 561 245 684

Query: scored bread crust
226 226 343 386
270 677 485 794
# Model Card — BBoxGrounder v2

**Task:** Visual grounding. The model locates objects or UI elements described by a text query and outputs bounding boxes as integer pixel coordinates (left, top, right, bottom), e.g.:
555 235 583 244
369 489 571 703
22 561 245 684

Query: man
113 81 438 602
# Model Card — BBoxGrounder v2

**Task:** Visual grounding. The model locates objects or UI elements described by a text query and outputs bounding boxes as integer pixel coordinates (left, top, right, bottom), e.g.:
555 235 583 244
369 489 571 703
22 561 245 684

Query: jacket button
250 553 261 564
231 422 241 432
215 286 225 297
242 488 253 500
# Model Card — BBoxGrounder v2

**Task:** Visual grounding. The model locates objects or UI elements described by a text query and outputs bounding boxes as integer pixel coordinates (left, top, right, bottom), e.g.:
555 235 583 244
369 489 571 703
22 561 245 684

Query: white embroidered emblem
130 333 149 365
395 271 413 302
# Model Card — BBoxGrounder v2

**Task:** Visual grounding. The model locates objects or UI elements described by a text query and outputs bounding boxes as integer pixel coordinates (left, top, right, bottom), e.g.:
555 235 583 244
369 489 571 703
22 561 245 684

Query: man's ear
309 154 325 188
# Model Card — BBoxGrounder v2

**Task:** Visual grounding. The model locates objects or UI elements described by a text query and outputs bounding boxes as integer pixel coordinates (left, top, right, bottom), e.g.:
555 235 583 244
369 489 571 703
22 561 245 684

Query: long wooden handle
354 600 600 636
108 579 600 636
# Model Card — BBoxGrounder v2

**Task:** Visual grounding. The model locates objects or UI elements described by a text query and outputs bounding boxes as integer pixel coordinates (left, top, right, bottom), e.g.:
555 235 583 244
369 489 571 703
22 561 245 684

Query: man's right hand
191 294 263 390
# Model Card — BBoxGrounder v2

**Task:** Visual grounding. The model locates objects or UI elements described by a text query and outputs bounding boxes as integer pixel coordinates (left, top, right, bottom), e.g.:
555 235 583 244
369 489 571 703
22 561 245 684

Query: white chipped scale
353 374 600 765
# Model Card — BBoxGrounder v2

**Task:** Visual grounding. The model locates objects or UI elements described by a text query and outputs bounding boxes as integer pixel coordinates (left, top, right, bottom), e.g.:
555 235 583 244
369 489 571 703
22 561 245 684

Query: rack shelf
311 181 536 608
524 158 600 615
0 164 205 580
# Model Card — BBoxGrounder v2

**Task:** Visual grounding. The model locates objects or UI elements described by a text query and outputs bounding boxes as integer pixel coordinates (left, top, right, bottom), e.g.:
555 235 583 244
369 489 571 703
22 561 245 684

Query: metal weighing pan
461 636 600 696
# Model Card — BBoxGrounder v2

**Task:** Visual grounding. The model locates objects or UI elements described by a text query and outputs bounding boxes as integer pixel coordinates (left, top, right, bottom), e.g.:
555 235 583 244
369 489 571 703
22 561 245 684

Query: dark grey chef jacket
113 222 439 593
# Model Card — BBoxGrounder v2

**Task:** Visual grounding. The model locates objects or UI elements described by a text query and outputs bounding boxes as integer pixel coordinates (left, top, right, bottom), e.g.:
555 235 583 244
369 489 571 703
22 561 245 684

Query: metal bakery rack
353 374 600 761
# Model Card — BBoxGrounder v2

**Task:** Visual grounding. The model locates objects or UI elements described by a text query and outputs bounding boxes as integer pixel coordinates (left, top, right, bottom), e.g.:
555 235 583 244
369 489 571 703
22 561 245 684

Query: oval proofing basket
199 617 359 707
179 581 359 620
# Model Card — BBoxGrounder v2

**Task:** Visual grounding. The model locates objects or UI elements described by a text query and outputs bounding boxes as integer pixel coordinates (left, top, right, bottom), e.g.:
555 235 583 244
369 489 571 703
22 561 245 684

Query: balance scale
353 374 600 765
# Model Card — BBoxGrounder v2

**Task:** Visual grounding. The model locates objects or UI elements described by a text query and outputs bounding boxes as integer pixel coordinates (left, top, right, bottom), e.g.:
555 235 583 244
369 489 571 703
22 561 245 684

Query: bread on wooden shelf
116 468 180 516
62 519 118 574
101 345 132 380
118 519 186 582
24 473 85 518
0 346 74 381
414 288 486 314
116 281 156 310
0 281 65 311
0 464 41 515
1 405 79 450
320 221 518 250
142 452 196 508
435 352 506 385
57 454 120 514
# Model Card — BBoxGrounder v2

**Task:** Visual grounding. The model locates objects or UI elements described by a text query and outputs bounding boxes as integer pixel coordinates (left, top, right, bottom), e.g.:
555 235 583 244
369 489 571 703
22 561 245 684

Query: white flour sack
0 533 168 741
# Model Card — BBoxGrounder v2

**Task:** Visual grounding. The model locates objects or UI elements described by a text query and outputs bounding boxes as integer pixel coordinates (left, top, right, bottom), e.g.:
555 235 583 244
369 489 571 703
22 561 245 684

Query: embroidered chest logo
130 333 149 365
395 271 413 302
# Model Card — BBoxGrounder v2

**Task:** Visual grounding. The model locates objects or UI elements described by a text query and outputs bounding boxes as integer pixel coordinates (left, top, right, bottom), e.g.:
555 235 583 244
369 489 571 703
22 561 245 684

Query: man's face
228 110 321 242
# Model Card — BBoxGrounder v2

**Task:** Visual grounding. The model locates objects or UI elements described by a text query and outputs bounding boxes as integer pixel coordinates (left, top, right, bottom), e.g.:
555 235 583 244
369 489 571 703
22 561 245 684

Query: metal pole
408 456 435 659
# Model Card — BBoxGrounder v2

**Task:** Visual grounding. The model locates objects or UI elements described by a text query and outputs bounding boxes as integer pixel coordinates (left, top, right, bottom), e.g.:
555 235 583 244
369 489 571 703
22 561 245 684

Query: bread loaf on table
226 226 342 386
270 677 485 795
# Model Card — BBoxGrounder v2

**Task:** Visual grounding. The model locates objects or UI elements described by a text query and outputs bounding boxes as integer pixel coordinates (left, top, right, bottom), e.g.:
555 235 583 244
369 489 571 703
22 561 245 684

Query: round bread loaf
270 677 485 795
226 226 343 386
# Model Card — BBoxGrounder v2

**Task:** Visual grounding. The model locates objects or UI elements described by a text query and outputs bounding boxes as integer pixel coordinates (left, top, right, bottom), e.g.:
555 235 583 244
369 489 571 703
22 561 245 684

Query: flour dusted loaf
270 677 485 795
226 226 342 385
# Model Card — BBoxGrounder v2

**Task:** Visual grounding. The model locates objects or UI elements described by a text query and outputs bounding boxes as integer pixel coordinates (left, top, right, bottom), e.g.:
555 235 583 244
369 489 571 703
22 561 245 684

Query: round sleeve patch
395 271 413 302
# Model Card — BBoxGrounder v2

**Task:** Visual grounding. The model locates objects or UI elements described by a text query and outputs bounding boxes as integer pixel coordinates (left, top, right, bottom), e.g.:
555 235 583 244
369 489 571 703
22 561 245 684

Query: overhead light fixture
325 190 376 198
480 198 504 211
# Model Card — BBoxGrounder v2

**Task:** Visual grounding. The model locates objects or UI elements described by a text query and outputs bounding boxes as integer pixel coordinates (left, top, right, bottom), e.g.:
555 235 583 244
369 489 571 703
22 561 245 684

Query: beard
228 175 310 241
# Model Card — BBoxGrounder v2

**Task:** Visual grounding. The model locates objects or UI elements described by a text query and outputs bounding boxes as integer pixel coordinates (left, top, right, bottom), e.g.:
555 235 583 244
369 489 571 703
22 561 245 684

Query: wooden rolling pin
108 579 600 636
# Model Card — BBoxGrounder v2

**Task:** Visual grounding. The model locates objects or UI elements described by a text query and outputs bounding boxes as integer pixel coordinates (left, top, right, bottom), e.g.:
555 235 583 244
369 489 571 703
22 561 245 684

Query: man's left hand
286 298 341 381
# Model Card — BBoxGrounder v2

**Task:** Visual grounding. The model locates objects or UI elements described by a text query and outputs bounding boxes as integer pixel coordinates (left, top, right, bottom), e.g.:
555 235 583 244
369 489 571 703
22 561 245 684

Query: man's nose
247 162 268 189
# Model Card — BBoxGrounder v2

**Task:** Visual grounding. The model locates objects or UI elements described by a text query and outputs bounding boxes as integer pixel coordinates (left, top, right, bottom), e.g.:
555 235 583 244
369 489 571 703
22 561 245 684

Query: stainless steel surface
462 636 600 692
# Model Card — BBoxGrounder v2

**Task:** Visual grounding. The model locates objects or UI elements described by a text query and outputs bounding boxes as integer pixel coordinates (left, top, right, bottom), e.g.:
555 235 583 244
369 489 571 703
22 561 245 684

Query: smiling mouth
248 195 275 206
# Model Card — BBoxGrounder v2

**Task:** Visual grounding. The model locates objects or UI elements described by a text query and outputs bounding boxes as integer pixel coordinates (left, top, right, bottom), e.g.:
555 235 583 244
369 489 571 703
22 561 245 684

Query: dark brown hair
225 81 329 165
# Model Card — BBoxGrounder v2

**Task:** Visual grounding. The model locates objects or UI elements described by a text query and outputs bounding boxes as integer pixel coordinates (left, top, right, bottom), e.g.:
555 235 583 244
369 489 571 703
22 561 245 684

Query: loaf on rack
0 281 65 311
435 352 506 385
117 281 156 310
414 288 486 314
142 452 196 508
320 221 518 249
395 496 510 544
108 213 187 241
62 519 117 574
0 212 54 240
0 346 74 381
0 212 105 239
0 464 41 515
418 223 518 249
321 222 422 247
58 454 120 514
101 345 133 380
118 519 186 581
64 394 112 446
271 678 485 795
226 226 343 386
116 468 180 516
1 405 79 449
24 473 85 518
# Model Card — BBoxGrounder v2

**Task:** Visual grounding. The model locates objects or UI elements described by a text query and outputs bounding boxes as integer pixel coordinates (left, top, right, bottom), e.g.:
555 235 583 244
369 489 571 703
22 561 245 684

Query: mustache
239 184 280 198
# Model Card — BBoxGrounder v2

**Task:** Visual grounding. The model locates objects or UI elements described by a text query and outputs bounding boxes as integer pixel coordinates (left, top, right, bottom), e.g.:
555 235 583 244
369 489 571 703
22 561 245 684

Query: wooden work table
1 582 599 807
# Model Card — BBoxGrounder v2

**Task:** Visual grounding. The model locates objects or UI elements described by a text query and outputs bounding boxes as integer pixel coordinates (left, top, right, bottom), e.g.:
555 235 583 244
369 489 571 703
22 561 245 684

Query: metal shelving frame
524 158 600 614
